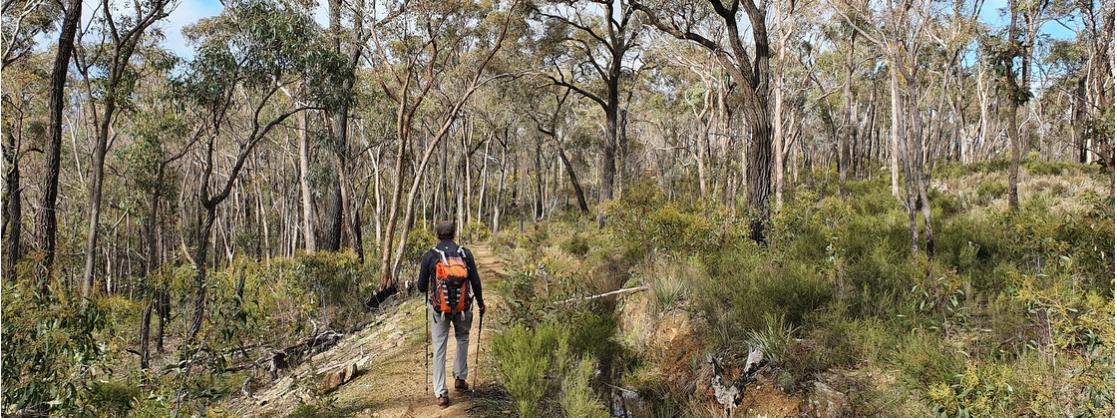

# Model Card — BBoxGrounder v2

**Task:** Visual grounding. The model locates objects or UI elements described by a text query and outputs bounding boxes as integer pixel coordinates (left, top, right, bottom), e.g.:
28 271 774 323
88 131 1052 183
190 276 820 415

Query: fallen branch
556 286 649 304
269 329 345 379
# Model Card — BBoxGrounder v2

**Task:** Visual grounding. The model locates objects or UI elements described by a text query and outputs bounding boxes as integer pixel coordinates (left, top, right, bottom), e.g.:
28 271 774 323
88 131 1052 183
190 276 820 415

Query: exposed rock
804 381 848 418
318 362 360 394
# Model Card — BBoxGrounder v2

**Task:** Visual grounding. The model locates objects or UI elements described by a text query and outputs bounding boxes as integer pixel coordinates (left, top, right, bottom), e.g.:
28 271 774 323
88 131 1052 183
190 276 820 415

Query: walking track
228 244 507 417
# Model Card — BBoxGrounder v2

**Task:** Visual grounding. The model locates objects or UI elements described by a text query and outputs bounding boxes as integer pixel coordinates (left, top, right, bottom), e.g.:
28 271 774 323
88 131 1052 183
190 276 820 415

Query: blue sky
159 0 222 59
978 0 1080 41
69 0 1082 60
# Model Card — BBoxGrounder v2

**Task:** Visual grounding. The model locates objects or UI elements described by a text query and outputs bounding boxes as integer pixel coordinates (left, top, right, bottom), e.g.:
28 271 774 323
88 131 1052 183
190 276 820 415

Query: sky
160 0 222 59
48 0 1083 61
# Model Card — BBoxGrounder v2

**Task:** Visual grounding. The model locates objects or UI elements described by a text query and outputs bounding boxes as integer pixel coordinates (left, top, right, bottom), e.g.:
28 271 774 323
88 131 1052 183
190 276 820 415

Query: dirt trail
228 244 507 417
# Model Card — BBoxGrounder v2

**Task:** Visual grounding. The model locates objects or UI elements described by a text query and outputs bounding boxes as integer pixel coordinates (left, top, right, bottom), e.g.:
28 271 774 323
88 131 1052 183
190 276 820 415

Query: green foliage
697 244 834 347
976 177 1008 202
1 281 106 415
561 232 590 257
929 365 1016 417
88 379 142 417
178 0 347 109
492 319 612 418
482 167 1111 415
401 222 440 267
631 254 701 312
605 179 731 256
891 330 963 387
745 314 796 366
558 355 609 418
492 323 558 417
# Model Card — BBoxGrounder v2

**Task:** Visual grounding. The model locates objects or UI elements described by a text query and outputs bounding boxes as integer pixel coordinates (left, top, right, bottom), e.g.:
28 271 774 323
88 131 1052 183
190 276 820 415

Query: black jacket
416 239 484 308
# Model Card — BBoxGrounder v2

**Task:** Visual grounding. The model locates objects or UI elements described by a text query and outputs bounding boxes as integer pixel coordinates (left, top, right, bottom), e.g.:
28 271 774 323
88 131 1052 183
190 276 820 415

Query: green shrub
605 179 730 256
635 255 700 312
89 379 141 417
557 346 609 418
929 364 1016 417
1 281 106 415
493 324 559 417
745 314 796 365
976 178 1008 202
697 244 833 349
561 233 590 257
890 330 962 387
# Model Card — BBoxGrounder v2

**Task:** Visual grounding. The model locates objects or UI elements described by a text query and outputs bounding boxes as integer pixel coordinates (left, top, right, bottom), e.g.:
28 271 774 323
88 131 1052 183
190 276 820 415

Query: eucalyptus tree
632 0 776 242
534 0 641 227
367 0 523 299
31 0 81 290
1 54 52 281
834 0 939 257
318 0 408 256
72 0 172 304
528 87 591 213
1 0 60 68
1077 0 1114 169
176 0 347 346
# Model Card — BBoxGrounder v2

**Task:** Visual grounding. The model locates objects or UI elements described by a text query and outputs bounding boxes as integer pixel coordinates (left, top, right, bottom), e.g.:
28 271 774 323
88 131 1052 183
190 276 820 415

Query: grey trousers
430 307 472 397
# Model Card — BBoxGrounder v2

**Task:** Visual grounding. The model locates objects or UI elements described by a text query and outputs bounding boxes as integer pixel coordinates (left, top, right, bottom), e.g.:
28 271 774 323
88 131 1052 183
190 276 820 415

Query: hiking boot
454 378 469 391
437 395 450 408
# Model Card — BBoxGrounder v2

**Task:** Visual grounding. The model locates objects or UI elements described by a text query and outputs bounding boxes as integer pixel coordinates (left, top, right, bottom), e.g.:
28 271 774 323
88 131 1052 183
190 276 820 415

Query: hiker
417 221 486 408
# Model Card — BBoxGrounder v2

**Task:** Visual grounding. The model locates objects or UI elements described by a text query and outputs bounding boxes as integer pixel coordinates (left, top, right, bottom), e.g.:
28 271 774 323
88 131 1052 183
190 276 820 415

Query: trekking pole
472 309 483 390
424 290 430 394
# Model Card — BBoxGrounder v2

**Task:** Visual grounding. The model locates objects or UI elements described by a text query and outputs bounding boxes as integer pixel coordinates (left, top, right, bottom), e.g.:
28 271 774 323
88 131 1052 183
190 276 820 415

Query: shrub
976 178 1008 202
697 244 833 349
634 255 701 312
929 365 1016 417
890 330 962 387
89 379 141 417
745 314 796 365
561 232 590 257
492 324 559 417
605 179 729 256
1 281 106 415
557 340 609 418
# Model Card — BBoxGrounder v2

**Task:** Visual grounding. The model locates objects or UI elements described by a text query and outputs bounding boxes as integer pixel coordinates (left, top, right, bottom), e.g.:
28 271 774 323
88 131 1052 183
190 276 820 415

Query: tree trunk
1005 0 1022 210
555 138 589 214
298 112 317 253
838 33 856 198
598 101 618 228
139 165 165 369
32 0 82 290
3 128 21 281
81 100 116 305
746 119 773 243
889 66 902 199
187 204 217 344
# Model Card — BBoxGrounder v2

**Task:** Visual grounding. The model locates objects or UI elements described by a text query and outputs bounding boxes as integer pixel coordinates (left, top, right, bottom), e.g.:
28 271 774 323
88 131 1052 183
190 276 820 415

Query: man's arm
417 251 432 293
464 248 484 309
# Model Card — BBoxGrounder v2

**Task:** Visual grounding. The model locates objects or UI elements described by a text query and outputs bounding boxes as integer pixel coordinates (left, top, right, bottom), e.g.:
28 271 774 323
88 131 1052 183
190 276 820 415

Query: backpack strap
457 246 467 258
432 247 448 265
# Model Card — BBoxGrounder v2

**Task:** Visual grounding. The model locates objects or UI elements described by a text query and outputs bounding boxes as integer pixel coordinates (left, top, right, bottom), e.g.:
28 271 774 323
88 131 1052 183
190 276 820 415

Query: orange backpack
430 247 472 317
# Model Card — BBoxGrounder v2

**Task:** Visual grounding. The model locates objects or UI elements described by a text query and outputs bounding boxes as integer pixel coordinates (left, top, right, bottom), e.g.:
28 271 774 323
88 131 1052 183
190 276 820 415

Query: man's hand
477 301 486 315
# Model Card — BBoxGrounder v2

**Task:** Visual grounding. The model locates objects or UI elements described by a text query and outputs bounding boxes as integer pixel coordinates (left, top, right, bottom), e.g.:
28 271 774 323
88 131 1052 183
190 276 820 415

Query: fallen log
556 285 649 304
268 329 345 379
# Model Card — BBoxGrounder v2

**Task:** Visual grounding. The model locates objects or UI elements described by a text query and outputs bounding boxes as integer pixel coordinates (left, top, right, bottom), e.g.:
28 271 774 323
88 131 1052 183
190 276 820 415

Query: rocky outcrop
319 362 360 394
803 381 849 418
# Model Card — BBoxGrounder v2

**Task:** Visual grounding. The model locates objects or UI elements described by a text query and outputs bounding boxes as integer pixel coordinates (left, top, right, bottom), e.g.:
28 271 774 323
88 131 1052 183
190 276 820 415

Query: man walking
417 221 485 408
